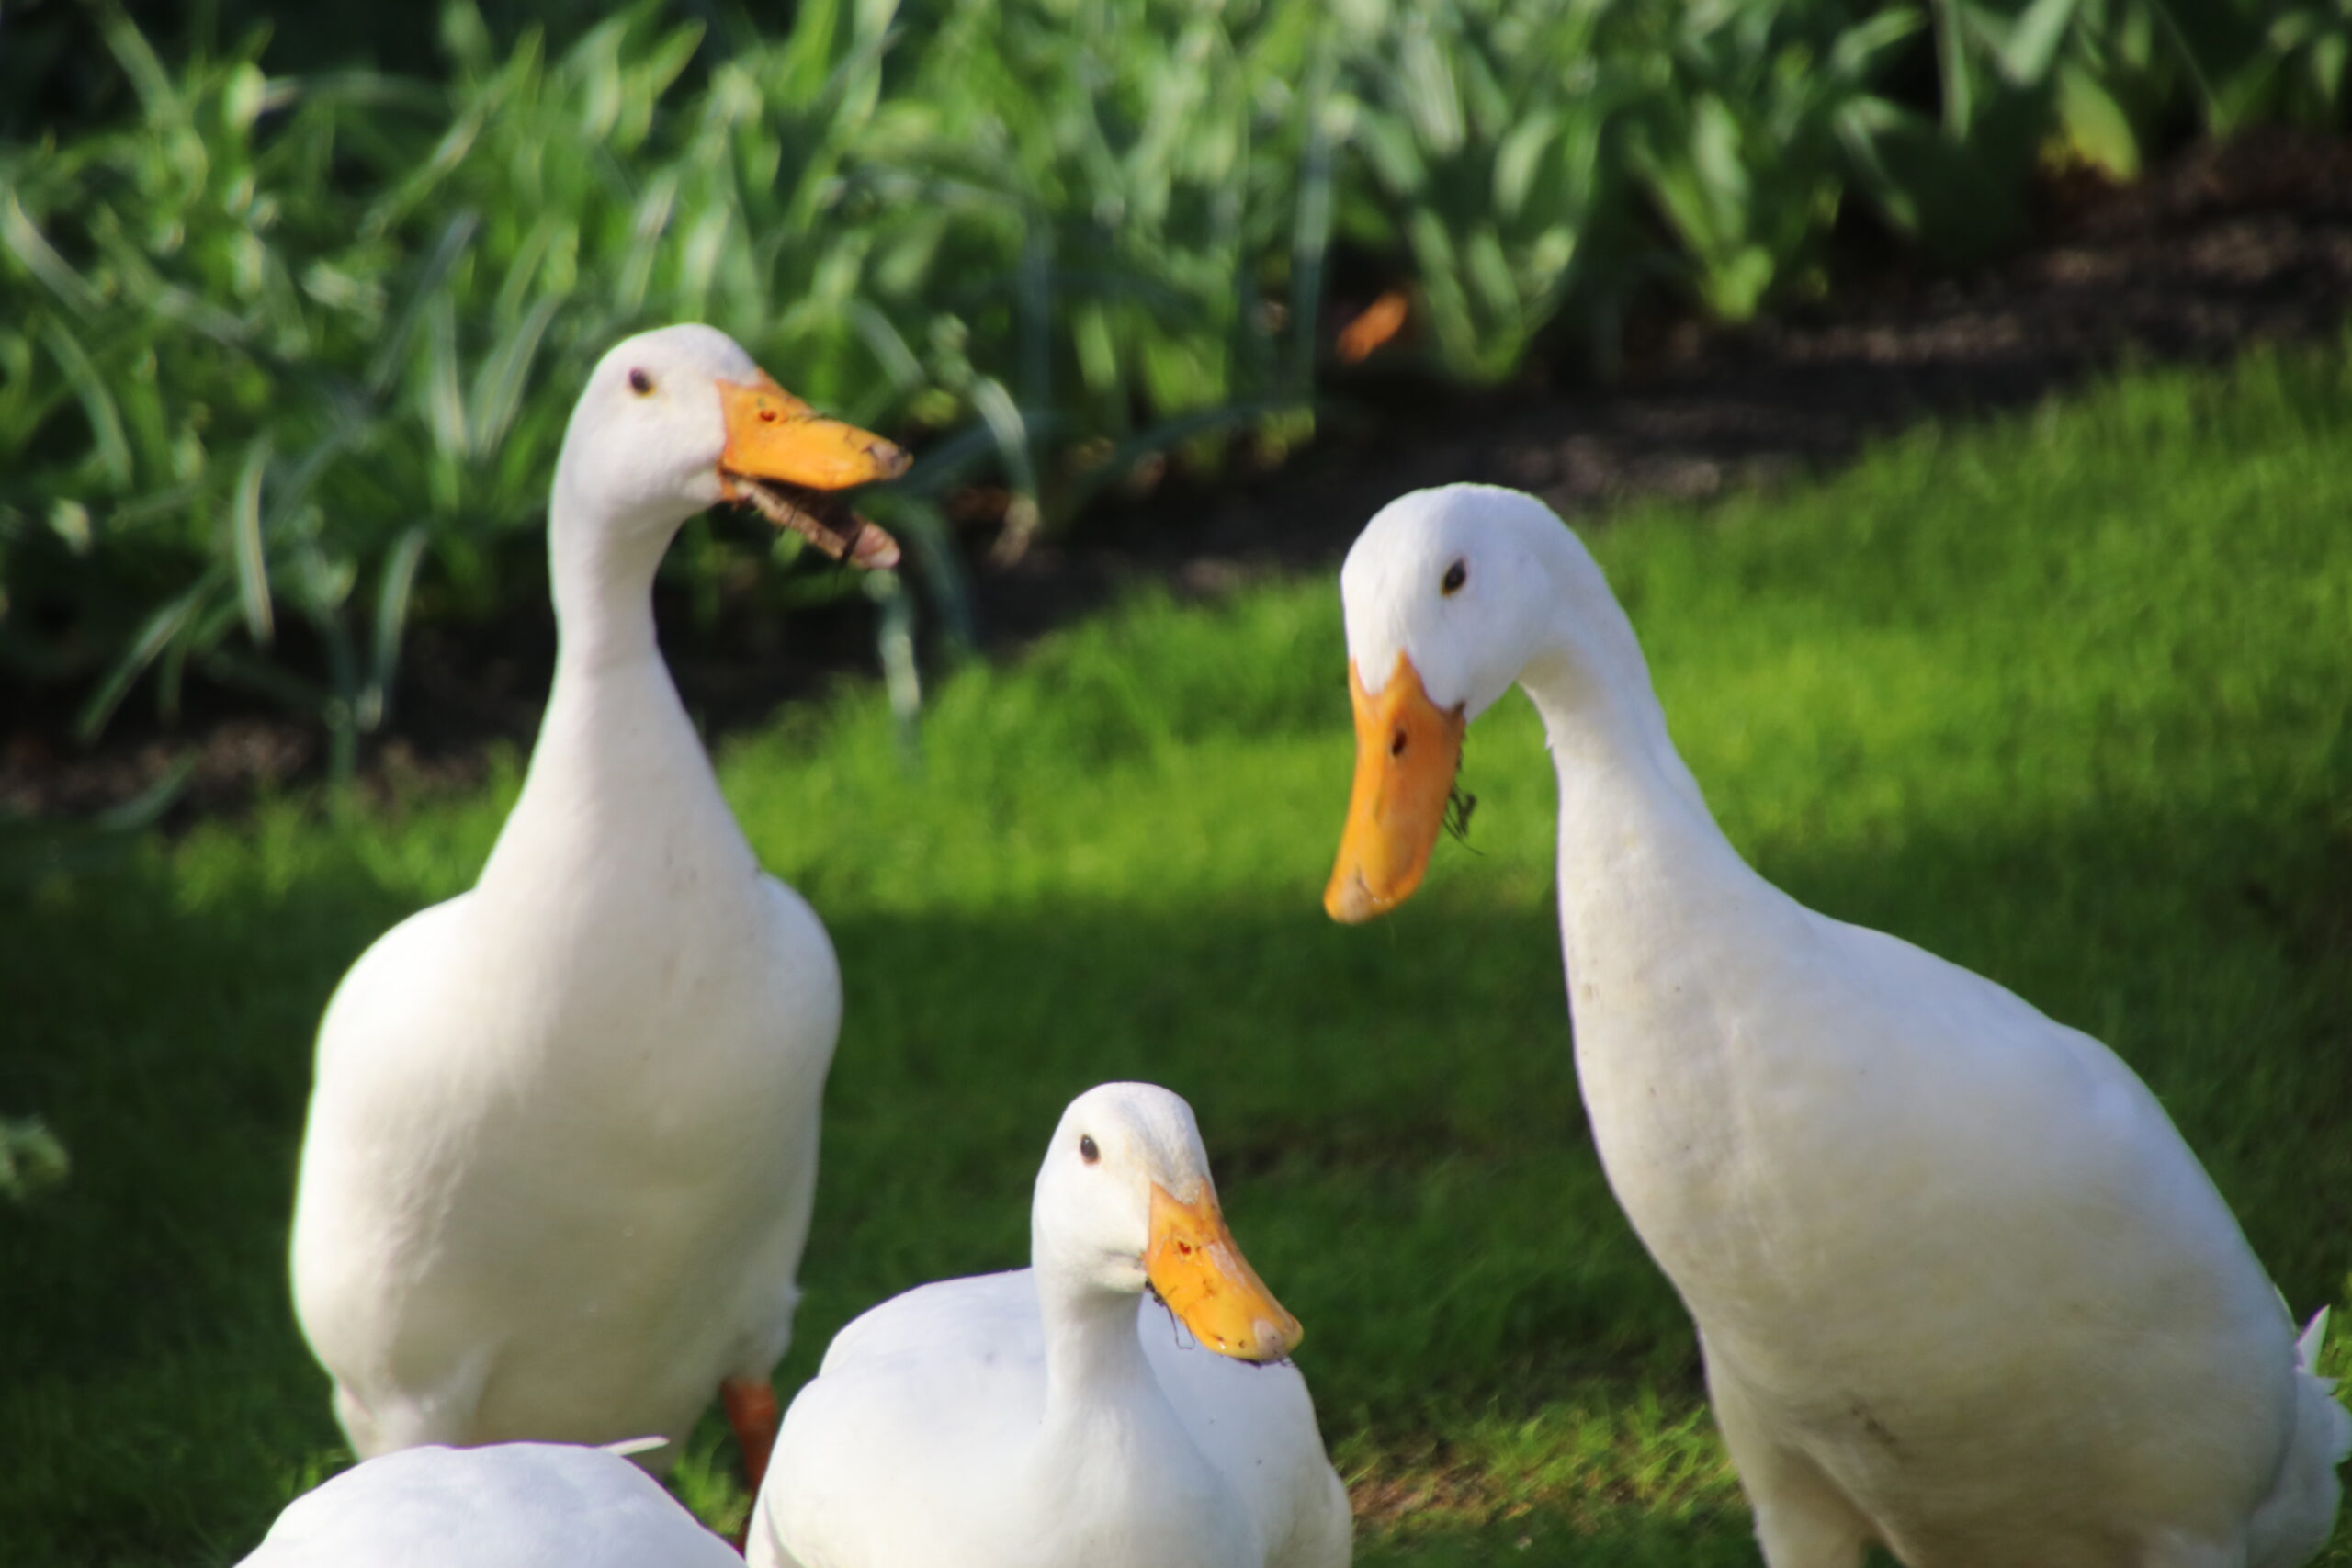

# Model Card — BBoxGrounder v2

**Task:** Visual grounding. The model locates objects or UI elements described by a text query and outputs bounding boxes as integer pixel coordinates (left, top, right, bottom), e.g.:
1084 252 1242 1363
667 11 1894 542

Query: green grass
4 341 2350 1565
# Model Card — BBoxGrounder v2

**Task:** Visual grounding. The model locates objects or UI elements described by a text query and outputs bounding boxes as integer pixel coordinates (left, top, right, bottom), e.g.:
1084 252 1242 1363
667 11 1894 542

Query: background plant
1931 0 2352 179
1334 0 1637 381
2 0 2345 777
0 1118 70 1203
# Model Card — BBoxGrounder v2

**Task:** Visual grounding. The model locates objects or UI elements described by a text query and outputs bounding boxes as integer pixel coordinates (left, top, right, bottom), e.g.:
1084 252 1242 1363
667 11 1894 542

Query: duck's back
752 1271 1347 1568
752 1274 1047 1568
237 1443 741 1568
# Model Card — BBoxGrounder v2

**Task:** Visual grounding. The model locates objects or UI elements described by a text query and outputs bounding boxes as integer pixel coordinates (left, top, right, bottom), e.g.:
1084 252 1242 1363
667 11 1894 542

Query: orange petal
1337 289 1410 365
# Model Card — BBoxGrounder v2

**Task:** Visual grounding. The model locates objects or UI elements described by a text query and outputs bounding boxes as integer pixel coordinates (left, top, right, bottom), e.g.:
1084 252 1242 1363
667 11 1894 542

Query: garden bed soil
5 128 2347 826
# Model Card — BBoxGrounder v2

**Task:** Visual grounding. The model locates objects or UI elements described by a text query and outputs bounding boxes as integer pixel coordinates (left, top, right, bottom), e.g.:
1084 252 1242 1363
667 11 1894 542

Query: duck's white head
551 323 908 557
1325 484 1590 923
1031 1082 1302 1364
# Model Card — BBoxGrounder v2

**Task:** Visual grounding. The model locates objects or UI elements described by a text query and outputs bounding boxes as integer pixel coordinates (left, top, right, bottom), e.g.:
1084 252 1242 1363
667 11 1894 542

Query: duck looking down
288 325 907 1492
1323 483 2346 1568
747 1081 1351 1568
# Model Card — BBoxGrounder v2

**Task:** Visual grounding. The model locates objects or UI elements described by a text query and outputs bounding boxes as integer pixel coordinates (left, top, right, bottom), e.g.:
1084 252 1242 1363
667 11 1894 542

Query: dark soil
6 128 2348 827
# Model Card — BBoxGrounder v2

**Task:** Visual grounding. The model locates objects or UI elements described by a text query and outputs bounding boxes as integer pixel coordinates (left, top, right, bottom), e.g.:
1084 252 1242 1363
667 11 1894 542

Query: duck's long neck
1017 1264 1233 1558
1033 1268 1164 1438
1514 582 1788 1025
547 475 673 677
478 476 741 895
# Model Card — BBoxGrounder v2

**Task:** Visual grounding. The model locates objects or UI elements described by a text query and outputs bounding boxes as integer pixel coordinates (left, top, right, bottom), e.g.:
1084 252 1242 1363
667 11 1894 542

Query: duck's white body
290 655 835 1453
235 1442 741 1568
1326 486 2346 1568
748 1084 1351 1568
289 326 900 1461
752 1275 1348 1568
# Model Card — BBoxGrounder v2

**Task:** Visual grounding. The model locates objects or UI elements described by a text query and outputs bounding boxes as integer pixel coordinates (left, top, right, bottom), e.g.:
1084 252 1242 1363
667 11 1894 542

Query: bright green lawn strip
2 341 2348 1564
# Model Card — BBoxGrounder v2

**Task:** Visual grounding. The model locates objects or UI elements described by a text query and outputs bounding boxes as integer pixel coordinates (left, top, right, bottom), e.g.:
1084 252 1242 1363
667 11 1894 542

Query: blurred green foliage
1 0 2344 770
0 1117 70 1202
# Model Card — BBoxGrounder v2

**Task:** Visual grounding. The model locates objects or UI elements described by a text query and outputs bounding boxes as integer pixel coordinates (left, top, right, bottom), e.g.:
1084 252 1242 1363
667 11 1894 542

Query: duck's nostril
1390 728 1408 758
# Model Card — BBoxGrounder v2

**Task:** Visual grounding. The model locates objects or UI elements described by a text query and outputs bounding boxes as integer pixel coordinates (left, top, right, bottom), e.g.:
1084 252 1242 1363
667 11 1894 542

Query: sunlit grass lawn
4 342 2350 1566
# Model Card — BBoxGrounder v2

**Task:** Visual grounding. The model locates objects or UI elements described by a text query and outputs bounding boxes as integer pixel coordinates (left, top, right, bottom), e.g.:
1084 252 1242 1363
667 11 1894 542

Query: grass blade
90 755 196 831
425 292 469 463
75 581 213 740
363 525 431 731
230 437 275 646
368 210 481 396
466 294 560 456
38 321 133 489
1 192 104 315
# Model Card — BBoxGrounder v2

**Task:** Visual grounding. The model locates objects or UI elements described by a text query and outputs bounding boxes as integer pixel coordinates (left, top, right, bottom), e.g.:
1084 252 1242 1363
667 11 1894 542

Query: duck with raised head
1322 483 2346 1568
746 1081 1351 1568
288 324 907 1492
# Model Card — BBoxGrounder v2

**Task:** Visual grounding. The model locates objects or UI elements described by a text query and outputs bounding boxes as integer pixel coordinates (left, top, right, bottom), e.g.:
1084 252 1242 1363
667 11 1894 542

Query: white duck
289 324 908 1488
1322 484 2347 1568
745 1082 1351 1568
235 1441 741 1567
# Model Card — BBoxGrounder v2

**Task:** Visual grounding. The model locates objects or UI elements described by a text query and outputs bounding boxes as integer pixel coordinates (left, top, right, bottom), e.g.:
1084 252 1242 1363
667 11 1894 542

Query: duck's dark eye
628 367 654 396
1442 559 1467 595
1079 1134 1100 1165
